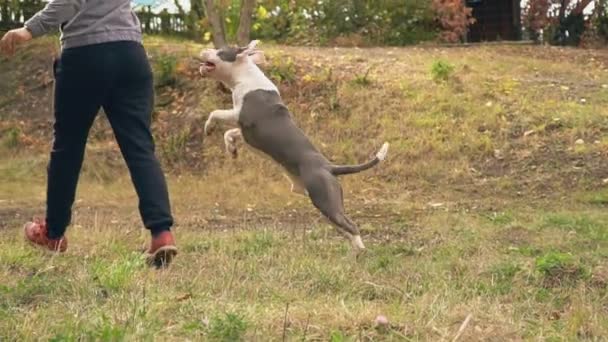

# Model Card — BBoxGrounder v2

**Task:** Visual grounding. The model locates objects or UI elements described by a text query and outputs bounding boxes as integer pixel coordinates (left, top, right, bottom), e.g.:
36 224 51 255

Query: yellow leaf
256 5 268 20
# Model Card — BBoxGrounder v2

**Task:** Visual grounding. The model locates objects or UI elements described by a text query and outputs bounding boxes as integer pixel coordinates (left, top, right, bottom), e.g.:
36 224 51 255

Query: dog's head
199 40 266 84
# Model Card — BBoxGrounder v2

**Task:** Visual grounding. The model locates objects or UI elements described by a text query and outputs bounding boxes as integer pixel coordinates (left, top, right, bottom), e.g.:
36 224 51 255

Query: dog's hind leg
301 169 365 250
223 128 242 158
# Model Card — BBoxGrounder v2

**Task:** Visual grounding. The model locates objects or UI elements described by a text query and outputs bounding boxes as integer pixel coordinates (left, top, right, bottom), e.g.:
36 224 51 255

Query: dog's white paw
376 142 389 161
204 119 214 136
226 143 238 158
351 235 366 250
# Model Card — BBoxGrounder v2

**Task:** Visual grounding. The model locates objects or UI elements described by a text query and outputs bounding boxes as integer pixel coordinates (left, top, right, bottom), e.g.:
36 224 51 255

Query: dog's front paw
229 147 238 159
225 141 238 158
204 119 214 136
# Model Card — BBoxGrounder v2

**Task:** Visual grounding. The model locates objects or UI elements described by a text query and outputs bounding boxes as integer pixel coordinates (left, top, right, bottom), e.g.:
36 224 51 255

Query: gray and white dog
199 40 389 251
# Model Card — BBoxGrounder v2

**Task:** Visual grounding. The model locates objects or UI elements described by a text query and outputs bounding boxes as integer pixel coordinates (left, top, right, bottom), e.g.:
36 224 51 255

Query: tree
204 0 227 47
204 0 256 48
523 0 594 45
236 0 256 46
431 0 476 43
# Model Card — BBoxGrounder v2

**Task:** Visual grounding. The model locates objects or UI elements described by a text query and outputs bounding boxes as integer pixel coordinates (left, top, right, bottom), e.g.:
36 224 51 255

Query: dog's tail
330 142 389 176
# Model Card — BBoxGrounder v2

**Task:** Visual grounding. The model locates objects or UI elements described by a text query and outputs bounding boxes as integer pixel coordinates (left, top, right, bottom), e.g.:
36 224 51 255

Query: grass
1 38 608 339
1 209 606 340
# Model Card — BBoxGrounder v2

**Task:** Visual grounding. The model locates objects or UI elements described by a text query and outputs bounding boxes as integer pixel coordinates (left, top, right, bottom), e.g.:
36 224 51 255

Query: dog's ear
244 40 259 51
247 50 266 65
236 40 260 61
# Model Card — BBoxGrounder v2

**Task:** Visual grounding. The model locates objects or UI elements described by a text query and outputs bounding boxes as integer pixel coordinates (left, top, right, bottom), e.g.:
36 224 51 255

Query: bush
154 54 178 87
430 60 455 82
251 0 437 46
208 312 248 341
266 56 297 84
432 0 475 43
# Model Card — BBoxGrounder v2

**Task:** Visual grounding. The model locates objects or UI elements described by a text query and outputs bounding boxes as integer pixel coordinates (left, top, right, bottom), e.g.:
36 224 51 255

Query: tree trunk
236 0 256 46
204 0 227 48
558 0 570 21
572 0 593 15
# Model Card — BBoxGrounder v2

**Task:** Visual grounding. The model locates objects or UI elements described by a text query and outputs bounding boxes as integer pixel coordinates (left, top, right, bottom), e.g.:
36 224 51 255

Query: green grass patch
207 312 249 341
430 59 455 82
535 252 589 287
541 213 608 241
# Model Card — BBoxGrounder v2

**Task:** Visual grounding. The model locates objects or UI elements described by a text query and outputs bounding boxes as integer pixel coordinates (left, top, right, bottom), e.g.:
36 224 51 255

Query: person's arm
0 0 82 57
24 0 83 38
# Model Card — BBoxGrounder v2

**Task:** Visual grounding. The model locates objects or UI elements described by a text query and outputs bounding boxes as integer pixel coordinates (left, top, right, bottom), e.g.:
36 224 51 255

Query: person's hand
0 28 33 57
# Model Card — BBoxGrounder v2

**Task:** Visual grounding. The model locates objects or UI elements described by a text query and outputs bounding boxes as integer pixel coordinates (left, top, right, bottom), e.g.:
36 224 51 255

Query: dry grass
1 36 608 340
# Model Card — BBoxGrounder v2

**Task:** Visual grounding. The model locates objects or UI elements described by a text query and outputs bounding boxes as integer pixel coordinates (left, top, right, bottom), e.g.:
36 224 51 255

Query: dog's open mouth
201 61 216 72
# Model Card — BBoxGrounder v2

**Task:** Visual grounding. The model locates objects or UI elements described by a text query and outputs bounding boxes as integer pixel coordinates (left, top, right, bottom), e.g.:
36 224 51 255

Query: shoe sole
146 246 178 268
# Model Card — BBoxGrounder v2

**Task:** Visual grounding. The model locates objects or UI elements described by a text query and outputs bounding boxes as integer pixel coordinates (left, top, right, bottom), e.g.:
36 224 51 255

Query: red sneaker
145 231 177 267
24 219 67 252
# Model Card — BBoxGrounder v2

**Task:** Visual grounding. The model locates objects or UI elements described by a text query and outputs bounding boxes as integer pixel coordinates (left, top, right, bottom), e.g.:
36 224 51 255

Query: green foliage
153 54 178 87
2 0 442 46
536 252 574 275
430 60 455 82
593 2 608 43
207 312 248 341
267 56 297 83
329 330 353 342
250 0 437 46
535 252 588 286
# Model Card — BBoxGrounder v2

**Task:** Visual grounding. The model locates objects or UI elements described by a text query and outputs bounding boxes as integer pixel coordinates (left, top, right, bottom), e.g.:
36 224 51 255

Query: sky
132 0 190 13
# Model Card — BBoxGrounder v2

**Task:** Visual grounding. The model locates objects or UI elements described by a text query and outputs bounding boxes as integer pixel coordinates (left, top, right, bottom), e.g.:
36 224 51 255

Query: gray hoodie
25 0 142 49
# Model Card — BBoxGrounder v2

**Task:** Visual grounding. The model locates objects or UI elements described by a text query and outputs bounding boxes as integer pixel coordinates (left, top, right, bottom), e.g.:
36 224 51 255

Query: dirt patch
495 225 537 247
0 206 39 231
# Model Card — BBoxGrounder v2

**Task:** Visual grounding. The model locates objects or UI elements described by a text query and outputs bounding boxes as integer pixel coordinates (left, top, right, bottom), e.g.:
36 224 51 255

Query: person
0 0 177 266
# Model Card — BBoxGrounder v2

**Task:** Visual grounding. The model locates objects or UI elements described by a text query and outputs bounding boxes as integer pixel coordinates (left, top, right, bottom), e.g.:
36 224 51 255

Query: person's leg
25 49 104 250
101 42 175 266
45 55 103 239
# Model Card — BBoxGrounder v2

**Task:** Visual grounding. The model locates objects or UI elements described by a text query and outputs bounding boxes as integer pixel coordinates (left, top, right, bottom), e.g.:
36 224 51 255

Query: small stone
575 139 584 145
602 178 608 184
602 84 608 89
580 98 587 104
485 101 493 107
375 315 389 327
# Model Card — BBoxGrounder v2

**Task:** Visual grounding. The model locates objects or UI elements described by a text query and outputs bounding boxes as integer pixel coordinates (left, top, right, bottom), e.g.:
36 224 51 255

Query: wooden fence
0 0 43 31
0 2 188 36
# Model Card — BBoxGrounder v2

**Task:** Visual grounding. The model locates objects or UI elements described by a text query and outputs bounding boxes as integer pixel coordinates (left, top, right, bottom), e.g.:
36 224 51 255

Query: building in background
466 0 522 42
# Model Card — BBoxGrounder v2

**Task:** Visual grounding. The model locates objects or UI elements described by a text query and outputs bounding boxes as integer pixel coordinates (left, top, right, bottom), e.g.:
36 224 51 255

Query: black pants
46 41 173 239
